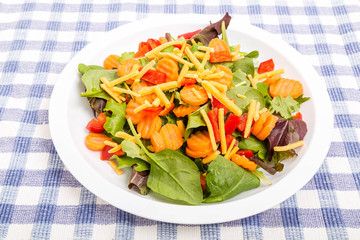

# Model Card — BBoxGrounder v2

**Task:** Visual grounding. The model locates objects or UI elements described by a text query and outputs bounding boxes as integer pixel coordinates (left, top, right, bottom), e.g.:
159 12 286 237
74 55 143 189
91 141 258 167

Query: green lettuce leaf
295 94 311 105
80 69 117 99
78 64 105 74
118 52 135 64
269 96 300 119
238 135 268 160
184 104 210 140
103 99 126 136
115 156 150 172
271 149 298 172
232 57 255 76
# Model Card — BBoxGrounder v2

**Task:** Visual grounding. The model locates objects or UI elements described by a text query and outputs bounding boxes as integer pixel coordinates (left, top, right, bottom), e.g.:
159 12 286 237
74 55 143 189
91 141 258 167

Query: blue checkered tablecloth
0 0 359 239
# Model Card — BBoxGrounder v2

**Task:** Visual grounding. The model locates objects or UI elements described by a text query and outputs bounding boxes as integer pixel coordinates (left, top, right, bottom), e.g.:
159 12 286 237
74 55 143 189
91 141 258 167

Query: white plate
49 15 333 224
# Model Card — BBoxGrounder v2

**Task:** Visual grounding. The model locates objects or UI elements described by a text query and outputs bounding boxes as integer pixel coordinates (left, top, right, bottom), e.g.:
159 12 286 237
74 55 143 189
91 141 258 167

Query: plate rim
49 15 333 224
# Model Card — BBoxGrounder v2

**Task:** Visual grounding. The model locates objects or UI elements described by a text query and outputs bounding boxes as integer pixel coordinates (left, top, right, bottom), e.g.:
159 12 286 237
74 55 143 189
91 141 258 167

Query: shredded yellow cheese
191 39 197 45
254 101 261 121
177 64 189 87
112 87 141 97
139 81 178 95
147 145 155 152
108 69 140 87
224 139 237 159
202 81 242 116
108 161 123 175
104 140 118 148
200 109 217 151
156 52 194 67
194 51 205 59
209 81 227 93
191 88 202 99
100 77 111 87
202 71 225 80
145 40 186 59
115 131 141 143
248 74 257 89
228 147 239 160
244 99 256 138
108 144 123 153
100 84 122 103
152 97 161 107
133 60 156 83
203 150 220 164
218 108 227 155
274 140 304 151
198 46 215 53
134 100 152 113
185 47 204 72
255 68 285 81
201 49 212 67
154 86 171 108
259 108 268 115
237 94 246 99
184 73 199 79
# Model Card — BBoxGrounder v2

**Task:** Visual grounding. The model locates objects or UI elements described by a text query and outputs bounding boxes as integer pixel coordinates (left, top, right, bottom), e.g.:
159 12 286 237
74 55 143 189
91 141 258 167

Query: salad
79 13 309 205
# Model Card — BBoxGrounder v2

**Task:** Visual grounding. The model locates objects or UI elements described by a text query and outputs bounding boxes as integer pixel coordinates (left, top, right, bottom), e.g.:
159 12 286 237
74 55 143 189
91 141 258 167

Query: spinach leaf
271 149 297 172
78 64 105 74
118 52 135 64
233 57 255 76
238 135 268 160
103 99 126 136
245 51 259 59
204 156 260 203
146 149 203 205
115 156 150 172
194 158 208 174
256 82 272 108
185 104 210 139
232 68 250 87
80 69 117 99
269 96 300 119
191 13 231 45
295 94 311 105
127 118 203 205
121 140 149 162
227 86 265 111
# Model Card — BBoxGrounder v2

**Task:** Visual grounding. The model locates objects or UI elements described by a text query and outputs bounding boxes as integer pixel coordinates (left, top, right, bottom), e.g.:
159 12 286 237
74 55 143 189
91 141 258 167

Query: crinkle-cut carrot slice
125 100 147 125
103 55 120 70
137 116 162 139
207 65 233 87
132 80 156 104
173 105 198 117
263 74 281 85
117 58 141 85
151 132 166 153
252 114 278 141
252 111 271 136
180 85 208 106
85 133 112 151
160 124 184 151
156 57 179 82
186 131 213 158
269 78 303 98
208 39 232 63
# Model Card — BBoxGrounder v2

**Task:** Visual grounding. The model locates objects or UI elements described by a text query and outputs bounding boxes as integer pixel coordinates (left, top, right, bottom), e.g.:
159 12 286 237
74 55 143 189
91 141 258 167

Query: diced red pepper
141 69 167 85
200 174 206 192
86 113 107 133
147 38 161 49
236 149 254 159
100 145 125 161
177 29 202 39
135 44 151 58
258 59 274 74
211 97 229 115
236 113 248 132
224 113 241 135
181 77 197 86
224 134 238 149
293 112 302 120
159 102 175 116
207 108 220 143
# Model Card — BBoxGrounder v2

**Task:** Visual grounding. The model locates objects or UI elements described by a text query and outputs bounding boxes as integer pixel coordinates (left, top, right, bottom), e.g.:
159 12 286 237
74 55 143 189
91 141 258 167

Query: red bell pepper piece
100 145 125 161
293 112 302 120
86 113 107 133
211 97 229 115
135 45 151 58
141 69 167 85
159 102 175 116
236 149 254 158
224 113 241 135
177 29 201 39
224 134 238 149
258 59 274 74
200 174 206 192
147 38 161 49
207 108 220 143
236 113 248 132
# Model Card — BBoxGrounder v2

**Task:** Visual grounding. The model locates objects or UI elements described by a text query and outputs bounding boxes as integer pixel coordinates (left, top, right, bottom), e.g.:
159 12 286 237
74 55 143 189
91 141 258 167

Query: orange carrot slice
117 58 141 85
180 85 208 106
156 57 179 82
85 133 111 151
208 39 232 63
173 105 198 117
186 131 213 158
137 116 162 139
231 154 257 171
103 55 120 70
269 78 303 98
160 124 184 151
207 65 233 87
151 132 166 152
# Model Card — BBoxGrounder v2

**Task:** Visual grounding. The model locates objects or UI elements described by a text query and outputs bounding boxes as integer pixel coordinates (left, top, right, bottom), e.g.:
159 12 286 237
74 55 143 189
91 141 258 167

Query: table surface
0 0 359 239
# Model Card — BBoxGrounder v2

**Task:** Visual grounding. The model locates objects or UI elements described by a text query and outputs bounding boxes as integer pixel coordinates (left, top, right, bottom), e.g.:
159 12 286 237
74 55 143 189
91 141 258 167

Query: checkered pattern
0 0 359 239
